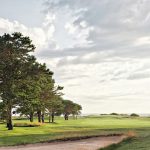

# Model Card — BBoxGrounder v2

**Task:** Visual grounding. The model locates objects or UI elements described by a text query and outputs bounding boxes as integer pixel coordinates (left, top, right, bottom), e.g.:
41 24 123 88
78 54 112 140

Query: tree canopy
0 32 82 130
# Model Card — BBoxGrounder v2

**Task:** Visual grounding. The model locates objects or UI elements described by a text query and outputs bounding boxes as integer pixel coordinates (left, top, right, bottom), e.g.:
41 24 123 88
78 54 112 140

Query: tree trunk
6 106 13 130
37 110 41 123
49 113 51 123
41 113 44 123
64 114 68 120
73 115 75 119
51 112 54 123
29 112 34 122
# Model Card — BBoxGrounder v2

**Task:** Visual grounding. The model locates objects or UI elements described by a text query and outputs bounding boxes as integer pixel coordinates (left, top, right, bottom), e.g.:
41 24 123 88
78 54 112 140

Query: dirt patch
0 135 126 150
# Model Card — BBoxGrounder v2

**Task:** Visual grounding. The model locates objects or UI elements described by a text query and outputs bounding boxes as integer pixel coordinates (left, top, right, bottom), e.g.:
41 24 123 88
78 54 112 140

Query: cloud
1 0 150 113
127 71 150 80
0 16 57 53
37 0 150 63
41 0 150 114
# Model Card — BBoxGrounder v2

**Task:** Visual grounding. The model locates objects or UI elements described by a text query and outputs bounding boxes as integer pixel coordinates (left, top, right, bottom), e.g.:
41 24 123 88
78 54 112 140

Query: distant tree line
0 32 82 130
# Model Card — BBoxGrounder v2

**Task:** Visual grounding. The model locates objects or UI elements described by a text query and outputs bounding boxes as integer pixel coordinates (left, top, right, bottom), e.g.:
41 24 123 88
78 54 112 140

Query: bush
110 113 119 115
14 122 42 127
130 113 139 117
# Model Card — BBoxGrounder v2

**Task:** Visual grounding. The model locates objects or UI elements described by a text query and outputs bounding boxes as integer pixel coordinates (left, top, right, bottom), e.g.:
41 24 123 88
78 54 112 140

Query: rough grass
0 115 150 148
99 137 134 150
99 134 150 150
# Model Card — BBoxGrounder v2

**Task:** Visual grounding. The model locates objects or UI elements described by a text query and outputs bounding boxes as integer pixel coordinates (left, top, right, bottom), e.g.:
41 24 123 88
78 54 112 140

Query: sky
0 0 150 114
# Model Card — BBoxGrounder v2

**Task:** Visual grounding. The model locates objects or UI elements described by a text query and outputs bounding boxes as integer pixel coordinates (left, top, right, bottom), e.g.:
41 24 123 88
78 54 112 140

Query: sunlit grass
0 115 150 146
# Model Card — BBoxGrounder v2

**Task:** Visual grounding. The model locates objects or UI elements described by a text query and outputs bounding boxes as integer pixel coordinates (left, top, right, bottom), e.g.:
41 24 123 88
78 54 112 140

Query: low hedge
14 122 42 127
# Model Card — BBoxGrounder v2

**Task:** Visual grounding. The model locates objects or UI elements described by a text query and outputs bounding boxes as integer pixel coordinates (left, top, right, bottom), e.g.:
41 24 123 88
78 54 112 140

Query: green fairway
0 115 150 149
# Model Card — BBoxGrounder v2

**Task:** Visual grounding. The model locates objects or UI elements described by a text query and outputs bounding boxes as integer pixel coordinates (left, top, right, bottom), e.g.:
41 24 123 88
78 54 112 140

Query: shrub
14 122 42 127
130 113 139 117
110 113 119 115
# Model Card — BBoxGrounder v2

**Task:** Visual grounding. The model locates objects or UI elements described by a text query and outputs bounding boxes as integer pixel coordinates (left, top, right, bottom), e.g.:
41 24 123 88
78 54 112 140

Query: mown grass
0 115 150 149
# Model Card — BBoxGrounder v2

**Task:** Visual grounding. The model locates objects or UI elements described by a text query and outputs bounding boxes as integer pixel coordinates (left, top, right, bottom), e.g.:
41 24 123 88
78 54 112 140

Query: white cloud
0 15 58 53
134 36 150 46
1 0 150 114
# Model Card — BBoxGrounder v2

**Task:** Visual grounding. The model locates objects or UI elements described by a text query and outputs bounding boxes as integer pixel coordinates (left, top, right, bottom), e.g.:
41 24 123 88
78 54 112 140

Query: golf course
0 115 150 150
1 1 150 149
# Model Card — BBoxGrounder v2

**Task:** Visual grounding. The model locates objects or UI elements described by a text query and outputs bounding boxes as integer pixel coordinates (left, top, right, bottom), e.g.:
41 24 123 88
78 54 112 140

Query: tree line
0 32 82 130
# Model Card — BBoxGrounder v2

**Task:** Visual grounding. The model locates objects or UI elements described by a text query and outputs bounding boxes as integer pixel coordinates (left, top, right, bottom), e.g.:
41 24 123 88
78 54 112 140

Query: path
0 135 126 150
